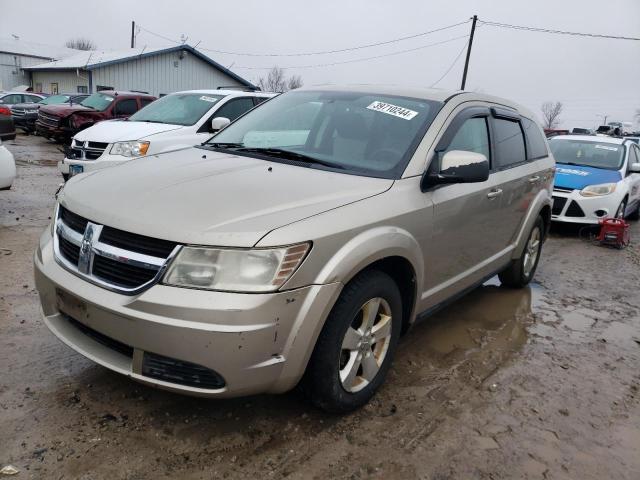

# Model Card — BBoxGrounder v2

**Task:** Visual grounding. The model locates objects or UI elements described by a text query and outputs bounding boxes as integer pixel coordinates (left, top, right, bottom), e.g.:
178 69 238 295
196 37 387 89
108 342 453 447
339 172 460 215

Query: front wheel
302 270 402 413
499 216 544 288
615 198 627 219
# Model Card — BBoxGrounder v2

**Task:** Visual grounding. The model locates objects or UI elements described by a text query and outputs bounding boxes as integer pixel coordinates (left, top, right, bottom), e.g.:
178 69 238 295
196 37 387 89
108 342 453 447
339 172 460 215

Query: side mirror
210 117 231 133
629 163 640 173
422 150 489 190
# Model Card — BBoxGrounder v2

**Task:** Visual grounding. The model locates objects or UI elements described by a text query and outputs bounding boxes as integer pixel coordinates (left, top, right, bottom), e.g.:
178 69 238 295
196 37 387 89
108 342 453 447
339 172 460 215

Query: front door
422 108 507 306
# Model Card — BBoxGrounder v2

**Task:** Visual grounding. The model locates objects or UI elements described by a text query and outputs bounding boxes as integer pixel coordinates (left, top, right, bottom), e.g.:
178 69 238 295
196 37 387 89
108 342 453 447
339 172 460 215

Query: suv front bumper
34 228 341 397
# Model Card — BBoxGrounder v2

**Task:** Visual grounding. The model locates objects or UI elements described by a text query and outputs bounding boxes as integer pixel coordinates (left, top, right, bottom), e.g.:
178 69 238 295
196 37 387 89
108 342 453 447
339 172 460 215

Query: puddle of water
397 281 540 379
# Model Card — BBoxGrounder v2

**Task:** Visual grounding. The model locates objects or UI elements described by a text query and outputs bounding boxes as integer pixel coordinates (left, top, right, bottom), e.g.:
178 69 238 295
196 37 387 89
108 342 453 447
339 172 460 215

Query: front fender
313 226 424 294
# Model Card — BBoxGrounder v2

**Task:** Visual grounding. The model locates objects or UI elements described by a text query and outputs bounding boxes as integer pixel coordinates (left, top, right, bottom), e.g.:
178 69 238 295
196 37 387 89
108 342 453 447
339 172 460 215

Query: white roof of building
0 37 79 60
24 46 171 70
22 44 255 88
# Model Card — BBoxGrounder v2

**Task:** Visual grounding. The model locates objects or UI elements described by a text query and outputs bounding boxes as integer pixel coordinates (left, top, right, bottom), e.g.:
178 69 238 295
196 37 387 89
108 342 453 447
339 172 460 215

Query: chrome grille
11 107 34 117
68 140 109 161
53 205 180 294
37 111 60 127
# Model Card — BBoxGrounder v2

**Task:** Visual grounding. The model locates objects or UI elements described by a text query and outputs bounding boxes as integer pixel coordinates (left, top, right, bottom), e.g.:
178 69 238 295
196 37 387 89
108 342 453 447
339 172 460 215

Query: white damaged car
59 89 275 180
549 135 640 223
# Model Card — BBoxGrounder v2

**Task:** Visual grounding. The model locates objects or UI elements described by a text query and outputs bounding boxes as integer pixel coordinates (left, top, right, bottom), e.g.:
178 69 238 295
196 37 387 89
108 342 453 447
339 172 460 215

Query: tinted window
494 118 526 168
522 118 548 159
25 95 43 103
140 98 154 108
445 117 490 161
114 99 138 116
214 97 256 122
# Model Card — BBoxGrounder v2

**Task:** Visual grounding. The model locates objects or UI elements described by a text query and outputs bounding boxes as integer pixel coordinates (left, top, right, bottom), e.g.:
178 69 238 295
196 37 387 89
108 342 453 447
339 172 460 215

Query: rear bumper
34 228 341 397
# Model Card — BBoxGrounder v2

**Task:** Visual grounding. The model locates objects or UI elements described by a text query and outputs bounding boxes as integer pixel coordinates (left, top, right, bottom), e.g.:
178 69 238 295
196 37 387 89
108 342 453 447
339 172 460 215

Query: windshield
550 139 625 171
205 90 441 178
129 93 222 126
80 93 114 111
39 95 71 105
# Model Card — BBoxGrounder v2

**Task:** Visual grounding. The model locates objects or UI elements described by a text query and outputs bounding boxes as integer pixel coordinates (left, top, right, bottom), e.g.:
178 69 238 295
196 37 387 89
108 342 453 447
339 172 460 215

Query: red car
36 91 156 143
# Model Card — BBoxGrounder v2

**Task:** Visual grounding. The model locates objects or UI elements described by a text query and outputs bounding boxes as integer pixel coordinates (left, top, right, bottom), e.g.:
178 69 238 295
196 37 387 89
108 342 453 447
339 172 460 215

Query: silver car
34 86 554 412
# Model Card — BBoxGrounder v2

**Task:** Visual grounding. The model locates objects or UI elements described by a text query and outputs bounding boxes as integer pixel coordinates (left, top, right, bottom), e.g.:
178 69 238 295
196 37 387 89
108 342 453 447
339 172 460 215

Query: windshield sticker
556 167 589 176
200 96 219 103
595 145 619 152
366 101 418 120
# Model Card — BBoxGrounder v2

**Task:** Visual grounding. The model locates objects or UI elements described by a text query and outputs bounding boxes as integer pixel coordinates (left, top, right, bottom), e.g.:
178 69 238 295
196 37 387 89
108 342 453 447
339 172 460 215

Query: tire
628 201 640 221
615 198 627 219
302 270 403 413
499 216 544 288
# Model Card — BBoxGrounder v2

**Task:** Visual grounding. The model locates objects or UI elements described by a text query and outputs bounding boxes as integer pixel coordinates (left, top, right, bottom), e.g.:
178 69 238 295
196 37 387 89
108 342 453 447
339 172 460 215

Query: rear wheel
628 201 640 221
302 270 402 413
499 216 544 288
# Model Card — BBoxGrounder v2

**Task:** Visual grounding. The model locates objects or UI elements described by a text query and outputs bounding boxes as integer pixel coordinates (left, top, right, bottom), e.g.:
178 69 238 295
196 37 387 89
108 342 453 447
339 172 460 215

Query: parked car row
12 93 89 134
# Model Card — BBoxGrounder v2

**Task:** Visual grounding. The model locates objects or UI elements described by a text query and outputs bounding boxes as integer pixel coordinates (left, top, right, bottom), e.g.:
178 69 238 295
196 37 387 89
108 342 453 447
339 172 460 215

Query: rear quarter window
522 117 548 160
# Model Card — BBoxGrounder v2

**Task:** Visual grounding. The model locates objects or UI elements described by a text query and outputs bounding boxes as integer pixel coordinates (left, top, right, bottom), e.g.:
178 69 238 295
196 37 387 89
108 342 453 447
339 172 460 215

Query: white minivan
59 89 276 179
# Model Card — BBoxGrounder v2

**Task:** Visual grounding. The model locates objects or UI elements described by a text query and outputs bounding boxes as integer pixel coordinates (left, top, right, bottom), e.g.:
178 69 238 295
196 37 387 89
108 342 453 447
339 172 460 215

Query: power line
478 19 640 41
430 39 470 87
137 20 470 57
233 35 470 70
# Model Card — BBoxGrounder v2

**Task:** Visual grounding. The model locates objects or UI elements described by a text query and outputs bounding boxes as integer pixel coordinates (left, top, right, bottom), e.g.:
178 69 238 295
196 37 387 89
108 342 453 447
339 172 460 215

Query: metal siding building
24 45 254 96
0 38 77 91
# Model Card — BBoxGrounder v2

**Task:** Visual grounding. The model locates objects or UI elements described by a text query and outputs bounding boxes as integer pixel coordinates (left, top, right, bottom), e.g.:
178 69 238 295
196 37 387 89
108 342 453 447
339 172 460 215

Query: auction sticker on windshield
367 101 418 120
200 96 219 103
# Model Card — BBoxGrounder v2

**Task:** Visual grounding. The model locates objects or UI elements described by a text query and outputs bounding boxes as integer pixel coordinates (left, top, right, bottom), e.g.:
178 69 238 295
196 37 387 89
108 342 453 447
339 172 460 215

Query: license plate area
56 288 88 322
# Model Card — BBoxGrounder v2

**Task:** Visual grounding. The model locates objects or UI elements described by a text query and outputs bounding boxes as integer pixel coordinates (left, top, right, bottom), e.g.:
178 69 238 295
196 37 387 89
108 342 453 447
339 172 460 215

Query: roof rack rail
129 90 150 94
216 85 261 92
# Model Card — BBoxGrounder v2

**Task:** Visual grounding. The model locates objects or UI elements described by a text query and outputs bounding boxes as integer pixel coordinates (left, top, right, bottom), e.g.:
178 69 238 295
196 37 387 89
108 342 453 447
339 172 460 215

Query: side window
444 117 491 162
140 98 155 108
0 94 22 104
493 118 526 168
522 117 548 159
114 99 138 116
629 145 640 171
253 96 268 106
25 95 42 103
214 97 255 122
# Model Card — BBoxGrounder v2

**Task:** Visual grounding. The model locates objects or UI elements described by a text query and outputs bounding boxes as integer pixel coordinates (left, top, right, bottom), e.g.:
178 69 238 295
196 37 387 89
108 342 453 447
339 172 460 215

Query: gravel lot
1 134 640 479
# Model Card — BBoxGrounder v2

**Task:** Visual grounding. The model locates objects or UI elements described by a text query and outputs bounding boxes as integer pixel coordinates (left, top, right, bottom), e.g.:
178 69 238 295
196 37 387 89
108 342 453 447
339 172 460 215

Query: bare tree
257 66 303 93
65 38 96 51
541 101 563 129
287 75 303 91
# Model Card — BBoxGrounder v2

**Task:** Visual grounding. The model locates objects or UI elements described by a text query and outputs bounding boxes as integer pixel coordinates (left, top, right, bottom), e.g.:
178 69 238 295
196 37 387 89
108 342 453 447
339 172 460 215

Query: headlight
110 141 150 157
580 183 617 197
162 243 310 292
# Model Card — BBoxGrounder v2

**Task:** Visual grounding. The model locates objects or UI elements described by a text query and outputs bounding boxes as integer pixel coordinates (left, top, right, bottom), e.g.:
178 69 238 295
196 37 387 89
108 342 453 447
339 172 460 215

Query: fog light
594 210 607 217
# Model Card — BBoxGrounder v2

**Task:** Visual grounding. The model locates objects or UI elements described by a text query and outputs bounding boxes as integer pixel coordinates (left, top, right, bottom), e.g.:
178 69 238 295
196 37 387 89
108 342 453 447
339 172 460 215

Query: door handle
487 188 503 199
528 175 541 183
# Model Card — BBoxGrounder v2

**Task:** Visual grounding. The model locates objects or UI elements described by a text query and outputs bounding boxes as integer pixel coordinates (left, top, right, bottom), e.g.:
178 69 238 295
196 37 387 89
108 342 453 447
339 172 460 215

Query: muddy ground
1 134 639 479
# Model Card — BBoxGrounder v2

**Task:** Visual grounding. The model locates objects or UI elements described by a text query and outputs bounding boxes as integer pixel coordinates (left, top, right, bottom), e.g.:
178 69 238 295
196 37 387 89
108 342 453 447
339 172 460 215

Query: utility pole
460 15 478 90
131 21 135 48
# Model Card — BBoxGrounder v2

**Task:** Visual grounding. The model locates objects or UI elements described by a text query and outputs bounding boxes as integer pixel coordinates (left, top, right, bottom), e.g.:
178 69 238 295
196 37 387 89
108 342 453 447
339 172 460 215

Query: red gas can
597 218 630 248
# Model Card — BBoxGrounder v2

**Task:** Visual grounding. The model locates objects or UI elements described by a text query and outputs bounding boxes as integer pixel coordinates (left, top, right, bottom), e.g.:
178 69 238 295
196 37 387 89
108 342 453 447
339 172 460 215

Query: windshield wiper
207 142 245 149
556 162 586 167
235 147 344 169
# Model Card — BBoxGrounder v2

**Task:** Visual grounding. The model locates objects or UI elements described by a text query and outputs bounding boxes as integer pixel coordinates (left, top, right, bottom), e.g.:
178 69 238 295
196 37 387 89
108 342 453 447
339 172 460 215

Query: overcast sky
2 0 638 129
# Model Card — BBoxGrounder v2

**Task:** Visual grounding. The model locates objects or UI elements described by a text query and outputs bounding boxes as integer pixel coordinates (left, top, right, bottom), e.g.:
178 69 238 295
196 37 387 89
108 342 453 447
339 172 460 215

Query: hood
554 164 622 190
59 148 393 247
74 120 184 143
40 104 93 118
11 102 41 110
